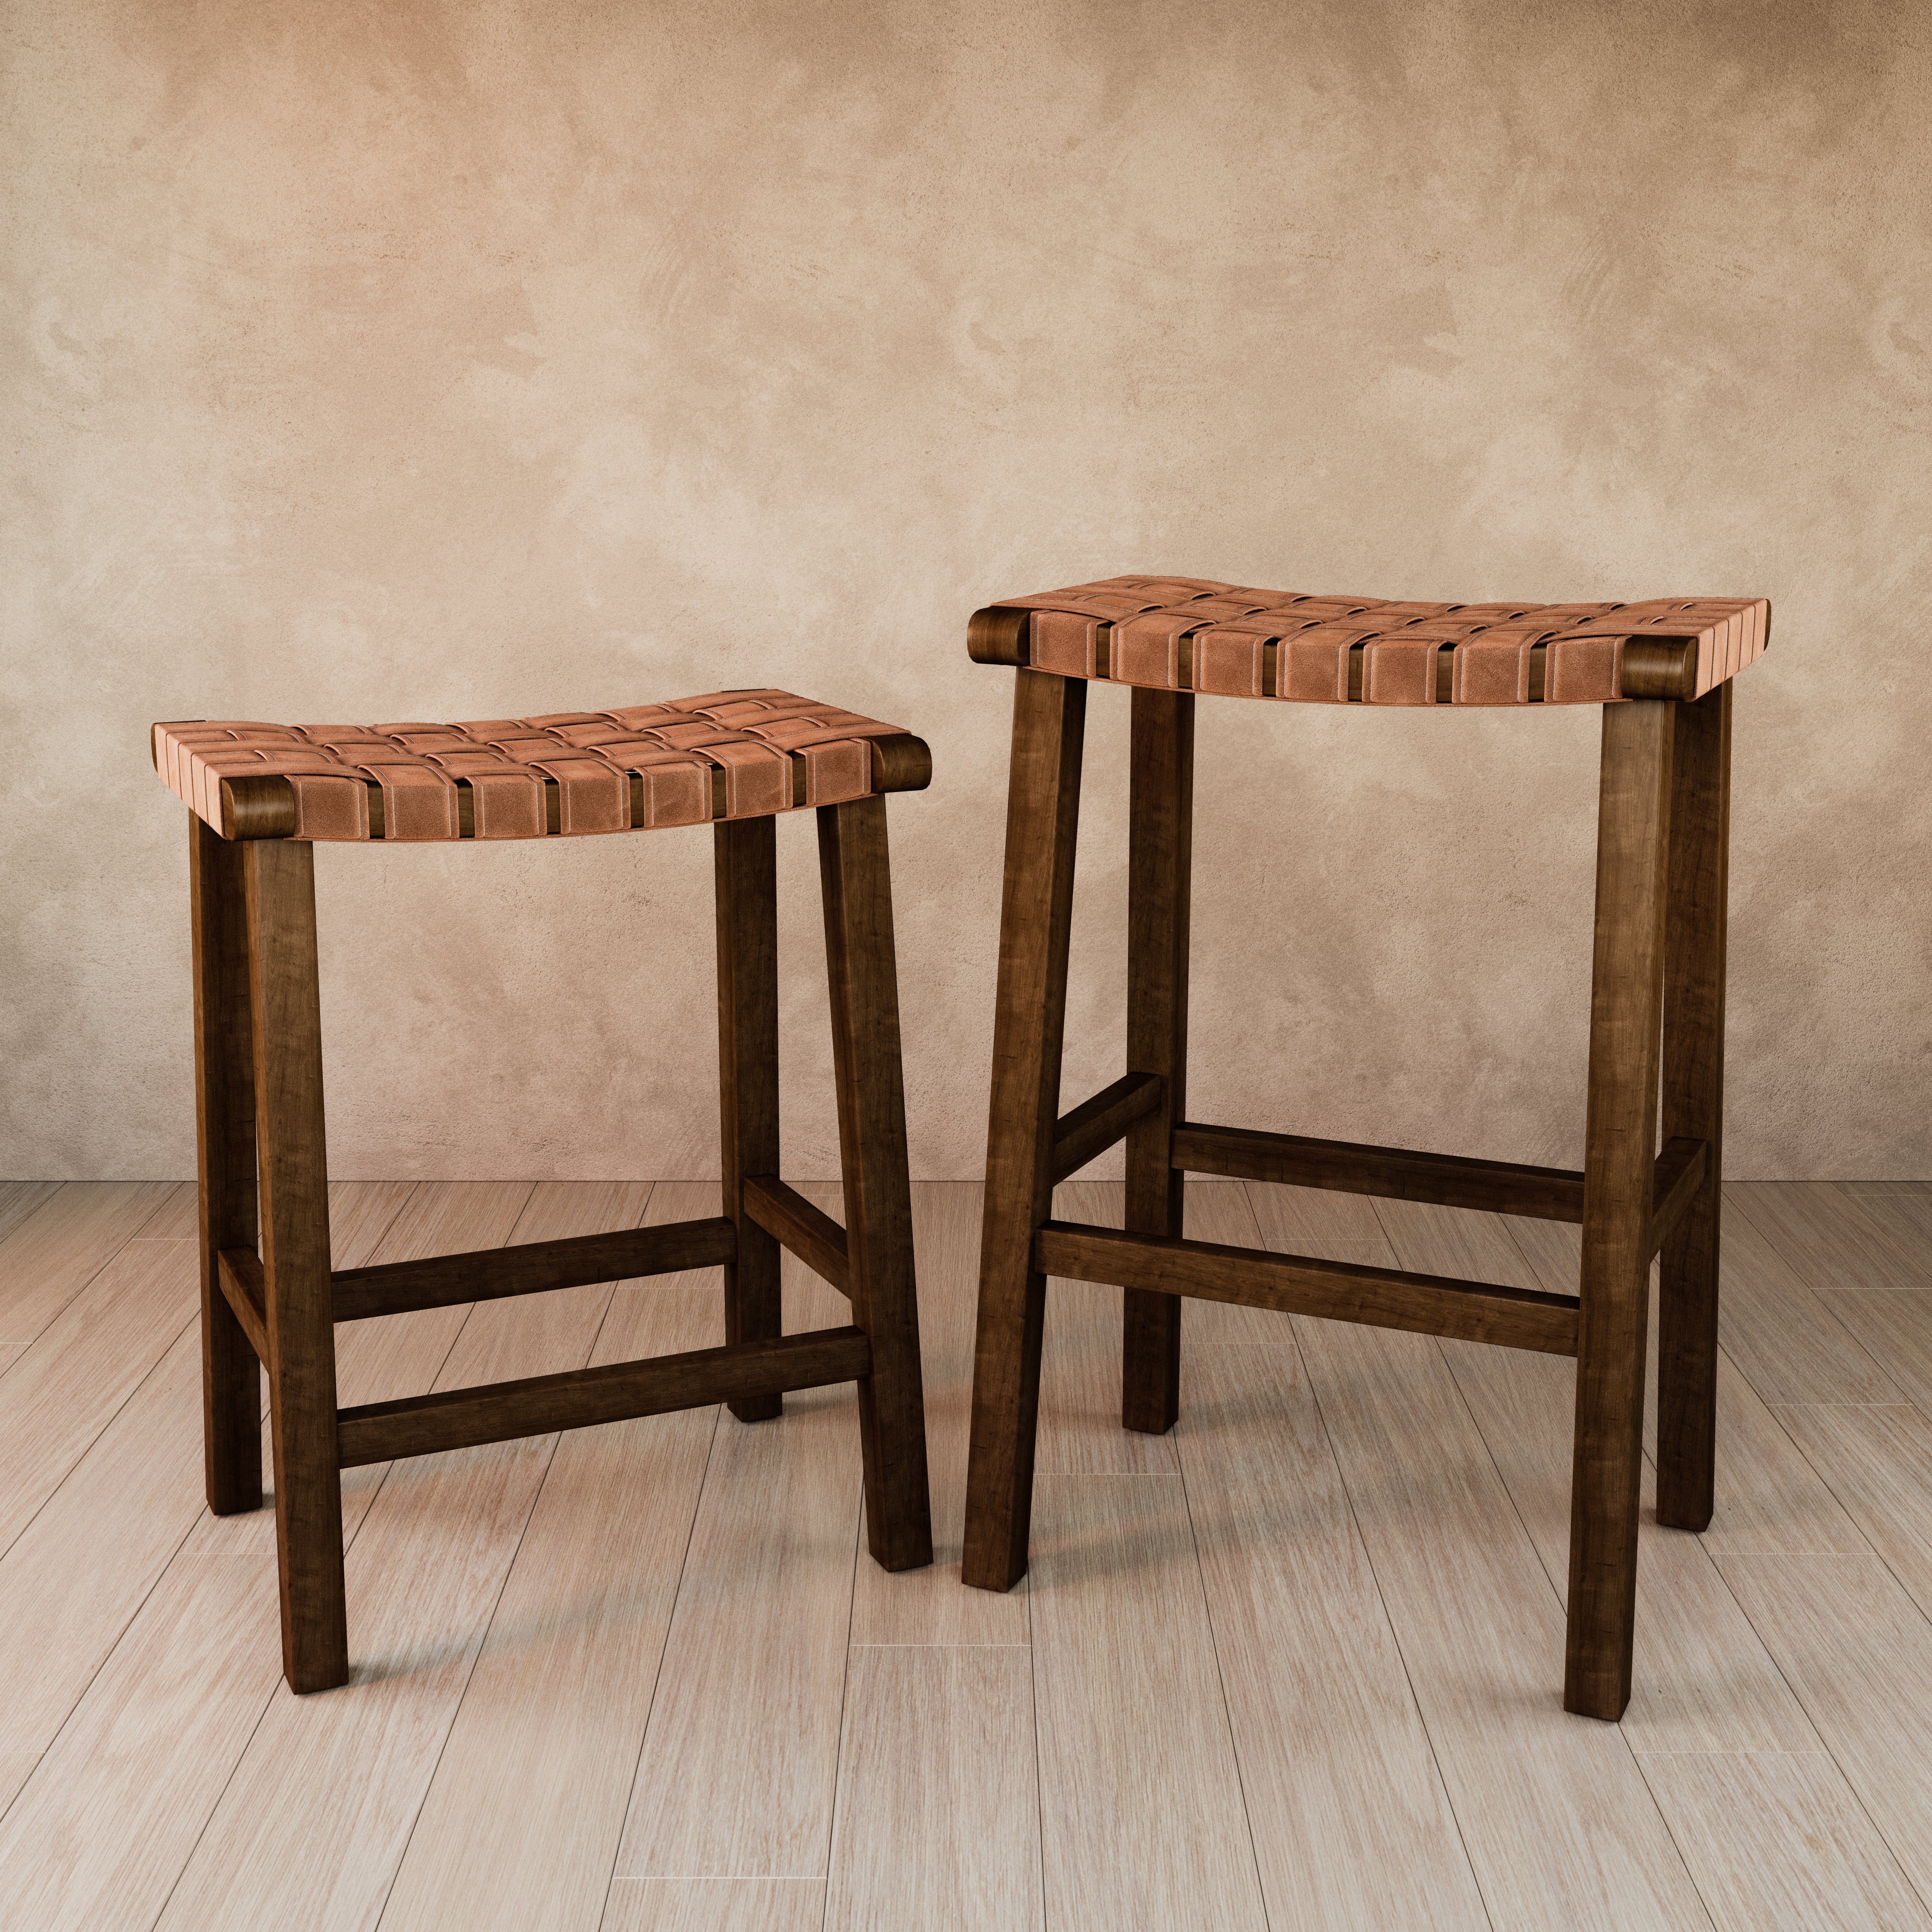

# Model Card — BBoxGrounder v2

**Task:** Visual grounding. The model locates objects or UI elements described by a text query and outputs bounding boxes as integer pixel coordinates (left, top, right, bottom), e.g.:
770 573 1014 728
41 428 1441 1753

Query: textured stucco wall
3 0 1928 1182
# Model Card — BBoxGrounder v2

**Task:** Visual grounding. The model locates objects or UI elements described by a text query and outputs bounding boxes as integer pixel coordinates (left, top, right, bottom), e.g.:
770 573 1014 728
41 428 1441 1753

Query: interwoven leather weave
155 690 917 842
986 577 1769 705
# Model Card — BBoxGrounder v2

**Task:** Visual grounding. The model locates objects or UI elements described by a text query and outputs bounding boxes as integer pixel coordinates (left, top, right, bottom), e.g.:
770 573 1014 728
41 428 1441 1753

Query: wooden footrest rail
1036 1222 1581 1355
743 1175 850 1296
336 1326 873 1466
330 1217 738 1323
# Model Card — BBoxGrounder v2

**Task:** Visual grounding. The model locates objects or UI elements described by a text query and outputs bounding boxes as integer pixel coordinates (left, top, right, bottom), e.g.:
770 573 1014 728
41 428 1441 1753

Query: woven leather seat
970 577 1768 706
153 689 927 843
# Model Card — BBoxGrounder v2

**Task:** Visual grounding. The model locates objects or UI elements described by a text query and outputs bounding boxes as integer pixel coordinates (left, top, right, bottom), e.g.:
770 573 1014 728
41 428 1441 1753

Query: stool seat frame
962 667 1731 1721
191 797 932 1694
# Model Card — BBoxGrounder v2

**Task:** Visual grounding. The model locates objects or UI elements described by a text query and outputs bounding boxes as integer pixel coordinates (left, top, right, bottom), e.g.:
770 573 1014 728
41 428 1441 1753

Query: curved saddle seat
153 689 930 843
970 576 1769 705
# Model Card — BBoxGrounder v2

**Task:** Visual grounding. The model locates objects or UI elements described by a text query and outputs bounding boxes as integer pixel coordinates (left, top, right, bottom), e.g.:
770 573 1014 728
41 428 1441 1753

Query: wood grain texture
0 1180 180 1347
825 1646 1044 1931
185 1181 531 1559
1717 1554 1932 1904
1772 1402 1932 1620
1051 1070 1161 1185
1819 1290 1932 1410
601 1880 826 1932
850 1184 1028 1645
1656 682 1729 1530
1028 1471 1269 1932
1730 1183 1932 1288
744 1175 848 1296
244 835 346 1692
818 794 932 1571
1175 1121 1586 1219
1122 685 1191 1435
716 815 782 1423
192 814 263 1514
1287 1311 1710 1930
1568 696 1674 1719
0 1321 206 1813
0 1237 195 1554
0 1179 61 1245
330 1216 732 1323
1636 1752 1931 1932
0 1554 282 1932
614 1226 861 1879
1713 1194 1902 1404
153 1434 556 1932
376 1287 719 1932
1038 1219 1581 1354
963 668 1085 1591
1178 1340 1490 1932
338 1326 869 1467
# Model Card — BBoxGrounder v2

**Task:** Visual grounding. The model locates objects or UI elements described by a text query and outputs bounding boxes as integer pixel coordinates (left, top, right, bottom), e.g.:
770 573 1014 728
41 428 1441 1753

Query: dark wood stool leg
1656 681 1731 1530
716 816 783 1424
244 837 349 1694
963 670 1087 1590
1122 688 1193 1434
819 795 933 1571
190 816 262 1515
1566 697 1674 1720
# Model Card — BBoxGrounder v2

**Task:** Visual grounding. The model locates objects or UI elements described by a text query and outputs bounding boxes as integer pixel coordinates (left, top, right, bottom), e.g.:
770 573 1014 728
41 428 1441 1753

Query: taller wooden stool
960 577 1767 1720
154 688 934 1692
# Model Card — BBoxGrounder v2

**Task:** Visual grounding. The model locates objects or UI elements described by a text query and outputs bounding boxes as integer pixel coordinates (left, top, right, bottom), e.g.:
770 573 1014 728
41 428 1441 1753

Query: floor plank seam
1026 1546 1048 1932
816 1465 866 1927
594 1398 723 1931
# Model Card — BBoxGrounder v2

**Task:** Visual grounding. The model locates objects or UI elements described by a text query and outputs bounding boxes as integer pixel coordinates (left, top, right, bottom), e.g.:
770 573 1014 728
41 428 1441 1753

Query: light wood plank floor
2 1177 1931 1930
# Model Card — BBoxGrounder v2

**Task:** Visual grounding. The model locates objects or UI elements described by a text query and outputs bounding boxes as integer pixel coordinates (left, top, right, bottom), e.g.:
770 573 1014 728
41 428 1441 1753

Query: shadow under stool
152 689 935 1693
958 577 1769 1721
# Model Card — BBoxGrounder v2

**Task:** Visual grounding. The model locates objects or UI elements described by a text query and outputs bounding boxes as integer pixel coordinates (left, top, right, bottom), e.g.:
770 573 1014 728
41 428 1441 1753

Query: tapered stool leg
1122 688 1193 1434
245 838 349 1694
716 817 783 1424
819 795 933 1570
1656 682 1730 1531
964 670 1087 1590
191 817 262 1515
1566 697 1674 1720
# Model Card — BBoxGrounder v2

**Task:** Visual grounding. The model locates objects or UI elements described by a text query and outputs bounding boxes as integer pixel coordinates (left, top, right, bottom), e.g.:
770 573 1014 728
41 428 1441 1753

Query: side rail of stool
210 1218 872 1467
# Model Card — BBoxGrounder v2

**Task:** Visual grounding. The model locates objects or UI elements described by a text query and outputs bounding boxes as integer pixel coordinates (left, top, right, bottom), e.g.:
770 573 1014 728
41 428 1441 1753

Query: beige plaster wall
3 0 1928 1182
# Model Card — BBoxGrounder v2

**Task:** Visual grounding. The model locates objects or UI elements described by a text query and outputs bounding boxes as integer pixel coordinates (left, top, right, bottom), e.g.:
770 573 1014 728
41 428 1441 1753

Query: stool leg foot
820 797 932 1571
190 817 262 1515
245 839 348 1695
1657 684 1730 1532
1566 699 1674 1722
1123 689 1192 1435
965 672 1085 1591
716 818 782 1425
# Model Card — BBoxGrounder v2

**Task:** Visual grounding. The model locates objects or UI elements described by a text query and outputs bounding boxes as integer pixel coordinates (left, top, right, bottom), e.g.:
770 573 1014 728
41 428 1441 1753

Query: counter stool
153 689 934 1693
959 577 1768 1720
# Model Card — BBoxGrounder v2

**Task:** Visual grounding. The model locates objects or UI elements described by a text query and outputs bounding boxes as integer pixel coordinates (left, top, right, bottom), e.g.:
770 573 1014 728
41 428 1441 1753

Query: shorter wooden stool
960 577 1767 1720
154 689 934 1692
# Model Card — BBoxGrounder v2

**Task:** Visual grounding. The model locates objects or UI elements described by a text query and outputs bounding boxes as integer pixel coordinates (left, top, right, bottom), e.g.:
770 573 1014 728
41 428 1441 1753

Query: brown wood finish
716 816 783 1423
1173 1121 1588 1219
1038 1221 1581 1356
1050 1072 1164 1185
243 835 349 1694
1655 681 1731 1532
330 1218 736 1324
744 1175 850 1297
335 1326 872 1467
189 816 262 1515
818 796 933 1570
1649 1138 1709 1259
1122 688 1193 1434
1566 697 1675 1720
214 1249 269 1365
963 670 1087 1592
